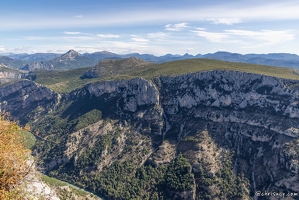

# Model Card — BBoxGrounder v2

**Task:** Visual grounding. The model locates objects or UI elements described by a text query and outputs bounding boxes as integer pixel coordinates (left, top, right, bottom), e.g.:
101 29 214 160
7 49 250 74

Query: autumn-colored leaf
0 113 33 199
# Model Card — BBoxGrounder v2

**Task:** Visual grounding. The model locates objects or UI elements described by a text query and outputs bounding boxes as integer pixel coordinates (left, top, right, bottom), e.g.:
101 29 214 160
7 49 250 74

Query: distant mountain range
48 50 97 70
8 52 61 62
1 50 299 71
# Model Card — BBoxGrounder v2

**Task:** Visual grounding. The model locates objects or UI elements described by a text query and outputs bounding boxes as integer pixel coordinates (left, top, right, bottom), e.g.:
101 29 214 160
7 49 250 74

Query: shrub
0 115 33 199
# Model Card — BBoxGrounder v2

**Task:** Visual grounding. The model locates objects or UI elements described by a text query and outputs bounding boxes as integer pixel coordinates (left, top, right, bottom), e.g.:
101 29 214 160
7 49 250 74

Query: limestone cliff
0 65 36 83
1 70 299 199
20 61 54 71
159 70 299 199
0 80 60 123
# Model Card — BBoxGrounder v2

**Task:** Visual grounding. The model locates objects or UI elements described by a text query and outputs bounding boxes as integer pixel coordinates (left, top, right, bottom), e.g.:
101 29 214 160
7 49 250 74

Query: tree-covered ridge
34 58 299 93
36 114 251 199
3 65 299 199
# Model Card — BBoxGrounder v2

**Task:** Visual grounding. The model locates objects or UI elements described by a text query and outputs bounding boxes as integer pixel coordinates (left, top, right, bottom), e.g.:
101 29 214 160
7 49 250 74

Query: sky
1 0 299 56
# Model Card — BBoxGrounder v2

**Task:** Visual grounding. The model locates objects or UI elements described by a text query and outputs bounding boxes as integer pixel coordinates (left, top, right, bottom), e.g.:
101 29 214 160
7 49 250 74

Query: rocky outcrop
20 61 54 71
0 56 25 69
86 77 159 109
160 70 299 138
70 70 299 198
0 63 36 84
1 70 299 199
48 49 96 70
61 49 81 60
68 78 163 135
0 71 22 80
159 70 299 197
0 80 60 123
0 71 36 80
22 160 60 200
80 69 98 79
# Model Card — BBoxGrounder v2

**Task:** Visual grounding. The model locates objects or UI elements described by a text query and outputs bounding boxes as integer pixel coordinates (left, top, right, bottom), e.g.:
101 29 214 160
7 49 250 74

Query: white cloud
64 31 82 35
74 15 83 19
0 46 7 53
208 18 242 25
97 34 120 38
12 46 31 52
2 2 299 31
193 29 228 42
96 41 150 54
74 45 103 53
165 23 189 31
147 32 169 38
24 36 96 42
192 28 295 46
1 1 299 32
131 36 149 43
0 46 33 54
225 29 295 45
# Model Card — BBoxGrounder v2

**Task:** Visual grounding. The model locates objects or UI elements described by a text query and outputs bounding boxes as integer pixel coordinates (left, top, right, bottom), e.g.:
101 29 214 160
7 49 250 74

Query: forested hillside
1 59 299 199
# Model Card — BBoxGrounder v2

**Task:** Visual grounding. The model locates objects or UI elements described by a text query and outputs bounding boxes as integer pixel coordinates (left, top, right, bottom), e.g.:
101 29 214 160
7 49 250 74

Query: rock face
160 70 299 138
20 61 54 71
0 80 60 123
80 69 98 79
61 49 81 60
0 56 25 69
159 70 299 197
0 71 36 84
69 77 163 135
1 70 299 199
0 71 29 79
49 49 97 70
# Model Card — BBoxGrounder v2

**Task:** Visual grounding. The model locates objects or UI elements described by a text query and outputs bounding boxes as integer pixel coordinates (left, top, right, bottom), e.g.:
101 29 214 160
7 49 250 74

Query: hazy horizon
2 49 299 57
1 0 299 56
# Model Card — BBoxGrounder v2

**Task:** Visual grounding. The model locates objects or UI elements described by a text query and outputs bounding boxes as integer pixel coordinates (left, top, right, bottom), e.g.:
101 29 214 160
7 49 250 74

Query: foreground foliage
0 116 32 199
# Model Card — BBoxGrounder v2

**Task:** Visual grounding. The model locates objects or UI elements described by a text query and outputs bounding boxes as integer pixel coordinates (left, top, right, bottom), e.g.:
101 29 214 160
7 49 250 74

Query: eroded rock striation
159 70 299 197
20 61 54 71
1 70 299 199
0 80 60 123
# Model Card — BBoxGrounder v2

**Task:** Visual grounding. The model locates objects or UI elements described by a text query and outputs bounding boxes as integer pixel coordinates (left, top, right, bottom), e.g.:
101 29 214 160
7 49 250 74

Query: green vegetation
51 149 248 200
33 115 251 200
76 134 112 168
32 107 102 163
41 174 68 188
79 155 193 200
41 174 99 200
165 154 194 191
180 131 251 199
74 109 102 131
133 58 299 80
182 133 204 143
20 130 36 149
34 58 299 93
0 117 33 199
34 67 92 93
193 152 250 200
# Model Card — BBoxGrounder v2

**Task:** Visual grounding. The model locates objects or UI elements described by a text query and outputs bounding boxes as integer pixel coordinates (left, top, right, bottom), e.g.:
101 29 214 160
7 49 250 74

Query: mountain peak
61 49 81 58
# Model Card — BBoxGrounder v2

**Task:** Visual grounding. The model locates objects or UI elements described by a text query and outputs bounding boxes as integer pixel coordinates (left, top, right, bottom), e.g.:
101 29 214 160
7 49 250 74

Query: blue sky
1 0 299 55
